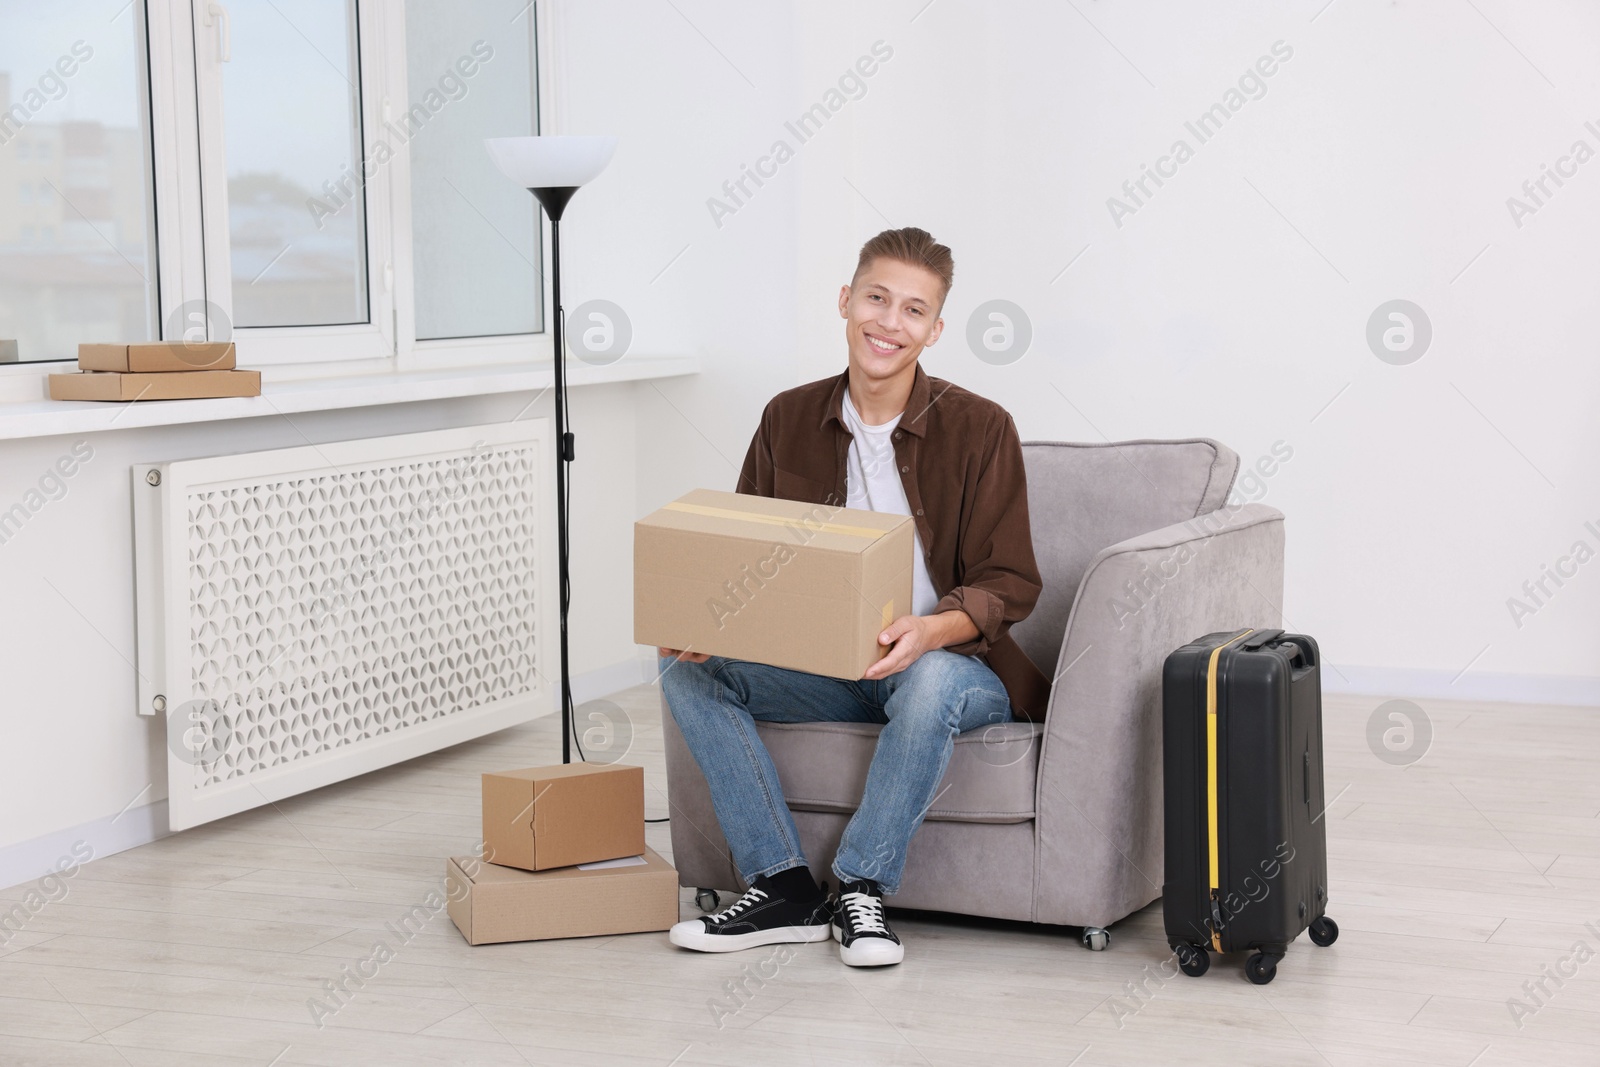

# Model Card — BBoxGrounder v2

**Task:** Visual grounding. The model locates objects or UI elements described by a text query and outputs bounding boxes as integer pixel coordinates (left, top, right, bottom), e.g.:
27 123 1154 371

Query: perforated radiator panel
134 422 552 830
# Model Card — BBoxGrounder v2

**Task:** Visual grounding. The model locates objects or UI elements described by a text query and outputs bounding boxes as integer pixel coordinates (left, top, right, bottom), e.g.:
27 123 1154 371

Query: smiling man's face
838 256 946 386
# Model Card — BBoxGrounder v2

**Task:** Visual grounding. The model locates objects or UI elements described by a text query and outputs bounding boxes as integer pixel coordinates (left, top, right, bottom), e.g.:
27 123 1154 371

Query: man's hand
658 647 710 664
861 609 979 680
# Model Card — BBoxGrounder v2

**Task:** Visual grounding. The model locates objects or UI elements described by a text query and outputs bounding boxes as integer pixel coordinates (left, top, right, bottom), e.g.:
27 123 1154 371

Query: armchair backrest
1009 439 1240 674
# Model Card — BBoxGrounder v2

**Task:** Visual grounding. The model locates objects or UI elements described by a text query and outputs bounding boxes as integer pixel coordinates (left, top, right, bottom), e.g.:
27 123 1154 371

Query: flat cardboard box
49 369 261 401
482 762 645 872
634 488 914 679
78 341 237 372
446 845 678 945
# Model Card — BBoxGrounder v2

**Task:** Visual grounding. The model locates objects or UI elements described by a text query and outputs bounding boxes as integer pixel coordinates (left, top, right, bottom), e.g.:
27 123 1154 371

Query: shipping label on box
634 488 914 679
481 762 645 872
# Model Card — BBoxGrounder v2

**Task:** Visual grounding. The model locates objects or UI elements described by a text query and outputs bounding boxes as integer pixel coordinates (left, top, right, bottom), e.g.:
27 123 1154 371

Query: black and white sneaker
668 875 832 953
832 880 904 966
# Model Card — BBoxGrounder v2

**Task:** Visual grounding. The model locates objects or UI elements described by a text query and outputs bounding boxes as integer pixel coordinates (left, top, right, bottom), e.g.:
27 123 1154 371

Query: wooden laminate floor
2 687 1598 1066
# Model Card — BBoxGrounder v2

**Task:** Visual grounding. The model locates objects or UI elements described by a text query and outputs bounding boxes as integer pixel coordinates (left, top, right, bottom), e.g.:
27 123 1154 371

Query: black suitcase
1161 628 1338 984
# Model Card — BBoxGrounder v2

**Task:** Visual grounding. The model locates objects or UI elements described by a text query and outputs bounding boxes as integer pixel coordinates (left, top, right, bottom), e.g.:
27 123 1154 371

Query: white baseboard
0 658 657 894
0 798 171 895
1324 664 1600 708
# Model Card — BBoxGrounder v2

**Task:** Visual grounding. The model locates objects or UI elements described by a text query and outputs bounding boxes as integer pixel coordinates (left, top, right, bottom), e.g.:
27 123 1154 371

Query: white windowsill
0 355 700 442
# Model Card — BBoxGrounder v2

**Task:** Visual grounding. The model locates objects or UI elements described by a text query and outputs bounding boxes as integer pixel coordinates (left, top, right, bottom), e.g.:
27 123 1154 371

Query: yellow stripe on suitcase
1206 629 1254 951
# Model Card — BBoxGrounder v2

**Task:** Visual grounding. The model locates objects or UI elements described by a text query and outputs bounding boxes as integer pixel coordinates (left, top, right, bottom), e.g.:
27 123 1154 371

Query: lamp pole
551 214 570 764
531 186 579 764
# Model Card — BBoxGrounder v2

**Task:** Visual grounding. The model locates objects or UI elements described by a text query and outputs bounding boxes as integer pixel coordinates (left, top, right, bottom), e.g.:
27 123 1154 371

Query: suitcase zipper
1206 628 1254 951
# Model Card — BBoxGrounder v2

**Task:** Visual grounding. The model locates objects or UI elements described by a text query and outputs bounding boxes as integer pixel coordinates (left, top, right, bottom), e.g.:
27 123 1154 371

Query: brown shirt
736 364 1053 720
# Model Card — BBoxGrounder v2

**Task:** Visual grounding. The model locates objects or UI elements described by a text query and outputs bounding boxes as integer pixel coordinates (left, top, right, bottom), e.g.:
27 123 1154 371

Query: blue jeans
659 649 1011 896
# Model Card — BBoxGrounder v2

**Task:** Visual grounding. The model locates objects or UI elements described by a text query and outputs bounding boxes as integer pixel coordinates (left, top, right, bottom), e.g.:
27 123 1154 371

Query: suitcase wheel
1308 916 1339 947
1081 927 1111 951
1245 953 1280 985
694 888 721 912
1175 943 1209 977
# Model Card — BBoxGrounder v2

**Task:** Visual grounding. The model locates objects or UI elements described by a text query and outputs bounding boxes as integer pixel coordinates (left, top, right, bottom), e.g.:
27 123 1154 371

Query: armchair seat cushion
755 720 1043 824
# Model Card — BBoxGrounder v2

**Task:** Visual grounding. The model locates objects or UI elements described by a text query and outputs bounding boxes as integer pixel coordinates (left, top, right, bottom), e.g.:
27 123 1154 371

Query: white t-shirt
841 387 939 617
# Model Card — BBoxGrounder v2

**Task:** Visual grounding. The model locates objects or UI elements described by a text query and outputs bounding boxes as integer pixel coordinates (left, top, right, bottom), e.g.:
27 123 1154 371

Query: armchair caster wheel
1308 916 1339 947
1175 943 1209 977
1081 927 1111 951
1245 953 1279 985
694 888 720 912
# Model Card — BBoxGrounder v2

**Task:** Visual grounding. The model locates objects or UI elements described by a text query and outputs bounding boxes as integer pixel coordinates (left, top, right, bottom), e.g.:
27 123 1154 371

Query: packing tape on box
662 500 889 539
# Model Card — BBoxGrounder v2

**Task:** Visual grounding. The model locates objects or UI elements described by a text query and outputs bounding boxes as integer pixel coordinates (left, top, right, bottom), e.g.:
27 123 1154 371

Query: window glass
0 3 156 363
405 0 541 340
220 0 367 328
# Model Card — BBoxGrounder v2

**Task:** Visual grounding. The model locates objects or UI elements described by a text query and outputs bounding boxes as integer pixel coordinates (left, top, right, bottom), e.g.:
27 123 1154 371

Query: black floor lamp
485 134 618 764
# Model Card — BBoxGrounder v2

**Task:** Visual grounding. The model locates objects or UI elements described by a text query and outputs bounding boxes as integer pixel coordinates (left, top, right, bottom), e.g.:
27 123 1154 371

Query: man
660 227 1049 967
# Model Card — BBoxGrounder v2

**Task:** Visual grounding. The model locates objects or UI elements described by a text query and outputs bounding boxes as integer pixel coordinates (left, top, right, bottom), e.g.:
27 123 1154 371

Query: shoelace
839 890 889 935
708 886 768 924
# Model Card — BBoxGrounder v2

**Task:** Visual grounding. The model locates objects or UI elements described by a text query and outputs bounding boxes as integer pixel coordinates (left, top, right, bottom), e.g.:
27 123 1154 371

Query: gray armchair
659 439 1285 945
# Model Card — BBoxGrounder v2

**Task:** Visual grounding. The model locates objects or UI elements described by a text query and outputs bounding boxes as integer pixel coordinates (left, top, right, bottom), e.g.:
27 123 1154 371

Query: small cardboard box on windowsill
633 488 914 679
48 369 261 401
481 762 646 873
49 340 254 402
78 341 237 372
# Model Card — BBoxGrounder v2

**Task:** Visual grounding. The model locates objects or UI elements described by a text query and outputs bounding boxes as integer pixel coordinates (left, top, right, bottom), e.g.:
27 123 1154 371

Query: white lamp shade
485 135 617 189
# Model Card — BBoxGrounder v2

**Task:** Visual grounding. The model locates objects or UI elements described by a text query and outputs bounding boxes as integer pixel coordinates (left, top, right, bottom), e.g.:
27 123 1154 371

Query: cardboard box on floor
446 846 678 945
482 762 645 872
634 488 914 679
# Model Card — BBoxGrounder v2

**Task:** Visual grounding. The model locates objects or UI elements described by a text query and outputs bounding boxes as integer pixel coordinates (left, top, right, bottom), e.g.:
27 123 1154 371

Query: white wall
782 0 1600 699
584 0 1600 697
547 1 804 514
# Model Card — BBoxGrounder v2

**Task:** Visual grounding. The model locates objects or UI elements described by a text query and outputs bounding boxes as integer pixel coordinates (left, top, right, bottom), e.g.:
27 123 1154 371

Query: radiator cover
133 421 553 831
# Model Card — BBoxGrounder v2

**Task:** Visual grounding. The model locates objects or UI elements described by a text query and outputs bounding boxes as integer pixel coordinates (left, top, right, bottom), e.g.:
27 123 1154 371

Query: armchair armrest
1029 503 1285 928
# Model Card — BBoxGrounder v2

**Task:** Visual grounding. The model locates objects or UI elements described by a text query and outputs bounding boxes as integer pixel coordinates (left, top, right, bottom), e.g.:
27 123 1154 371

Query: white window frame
149 0 208 346
0 0 558 396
